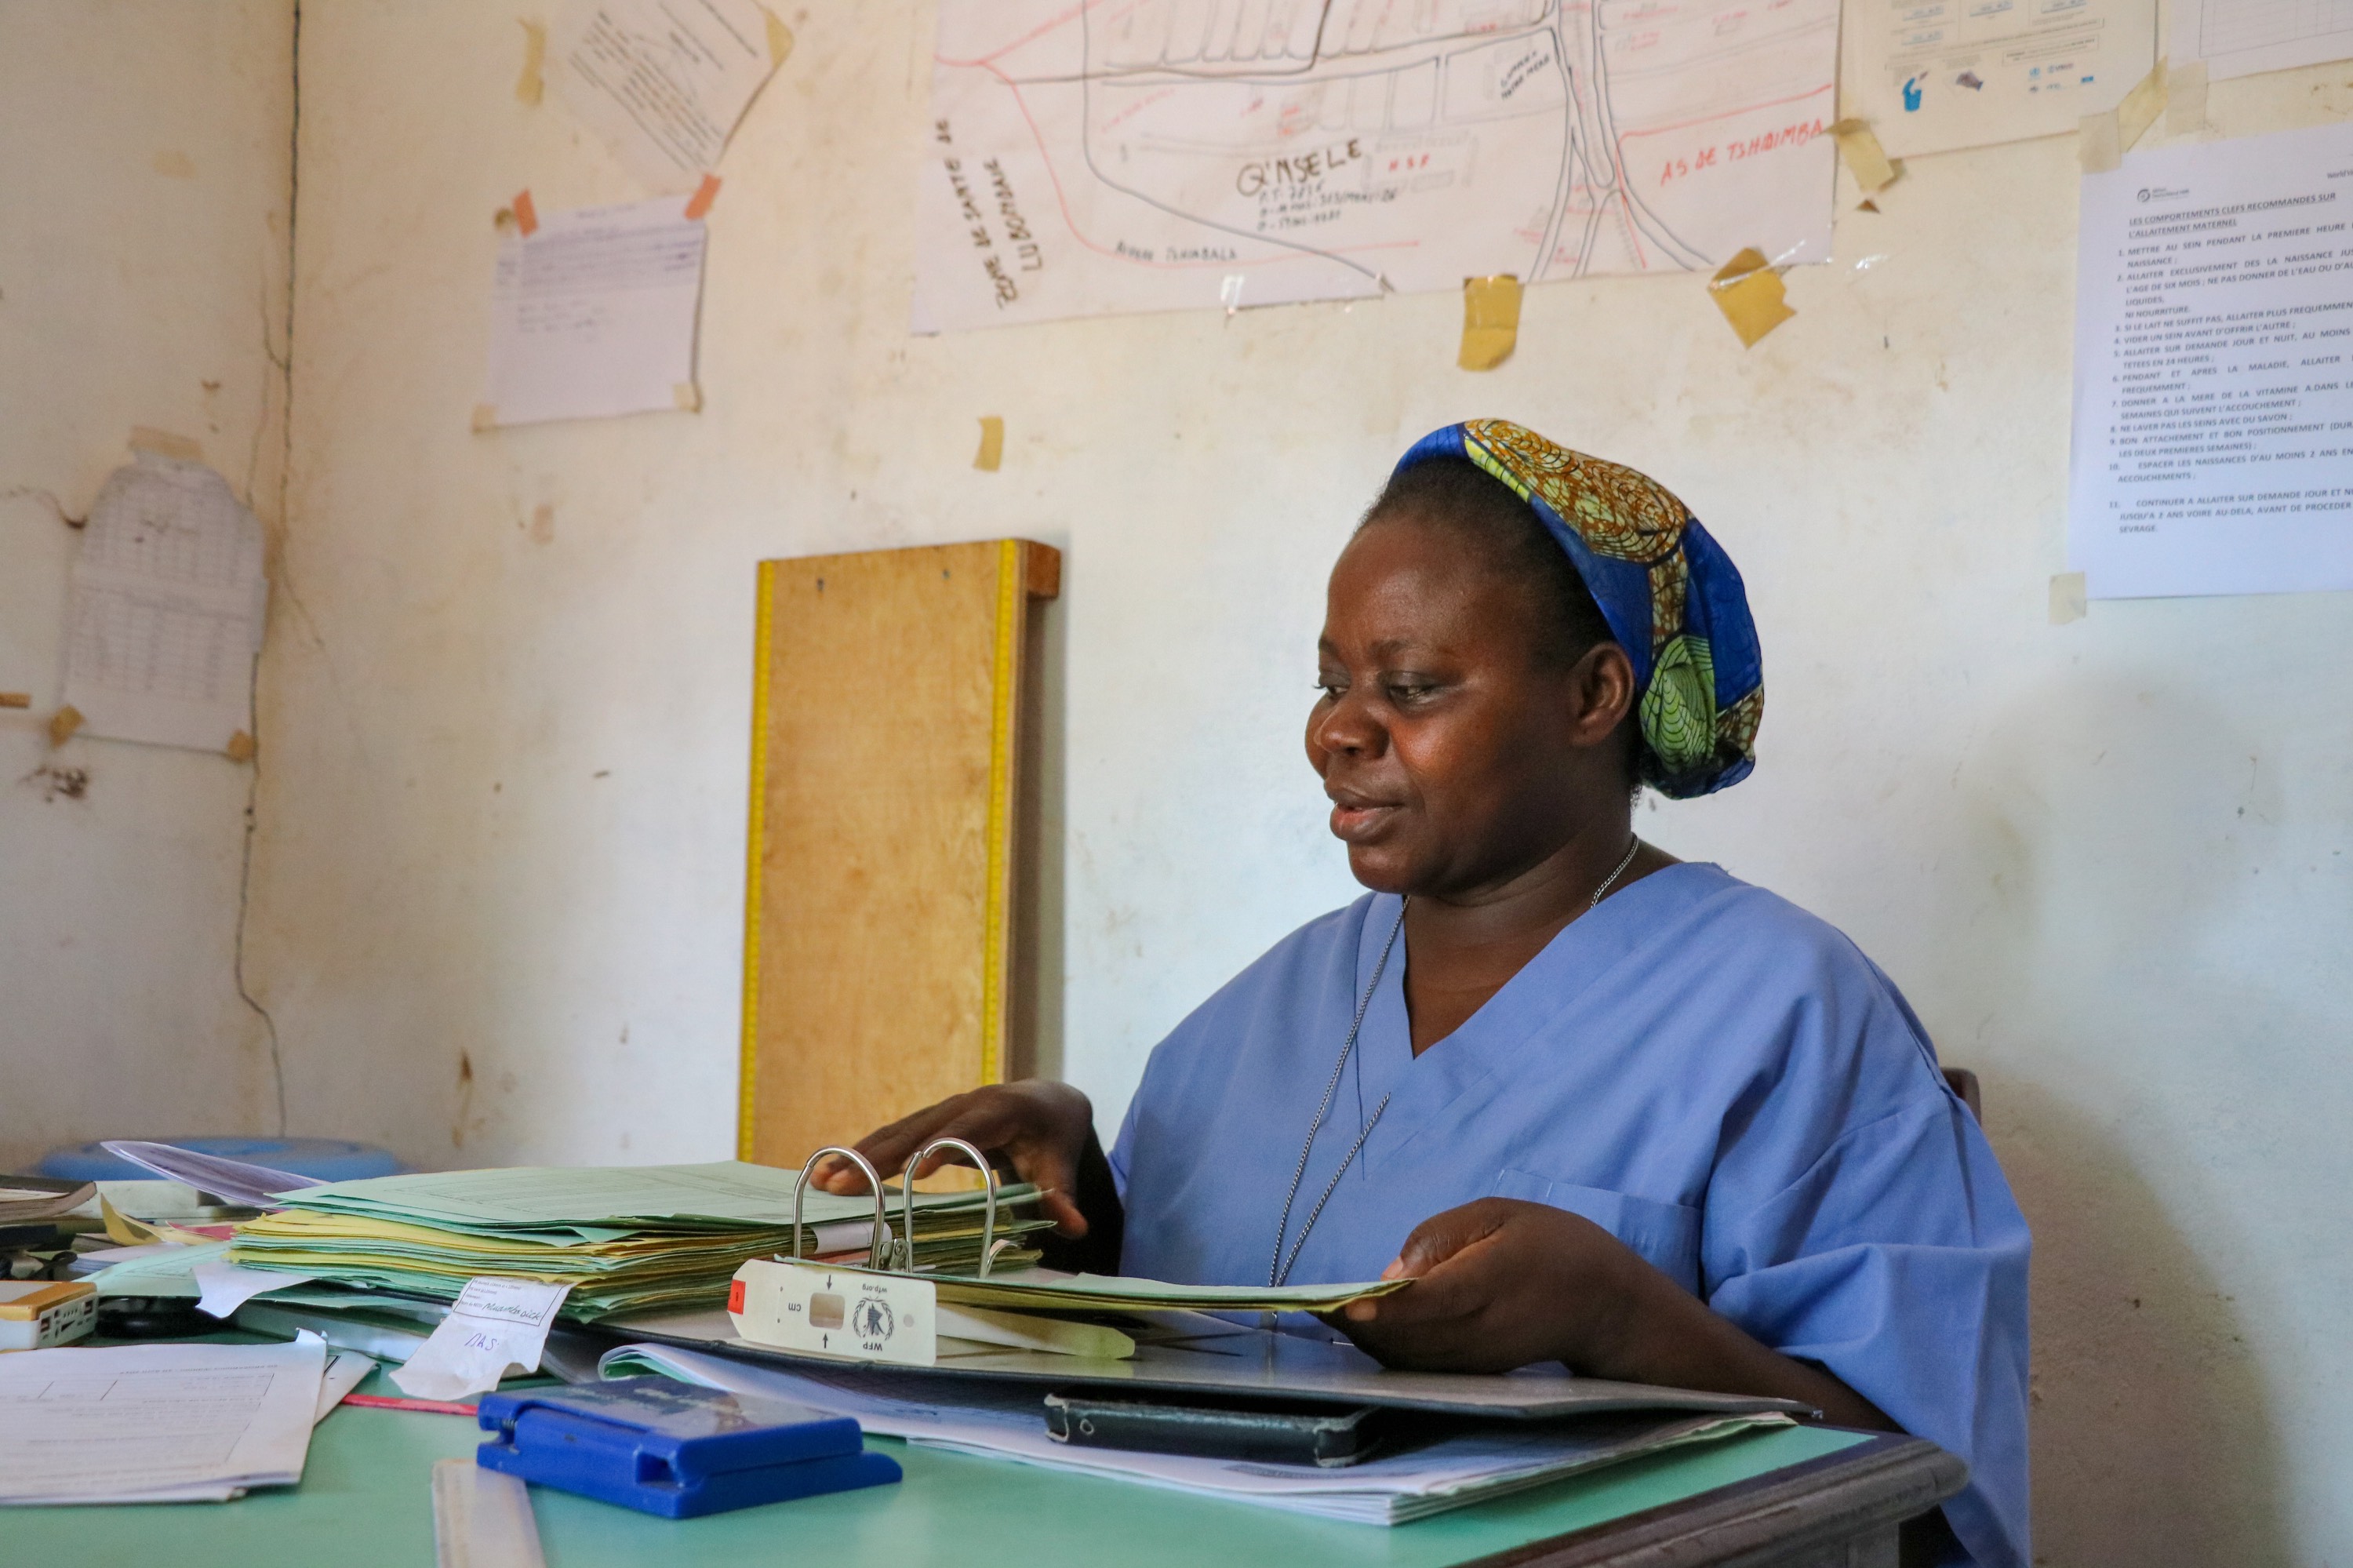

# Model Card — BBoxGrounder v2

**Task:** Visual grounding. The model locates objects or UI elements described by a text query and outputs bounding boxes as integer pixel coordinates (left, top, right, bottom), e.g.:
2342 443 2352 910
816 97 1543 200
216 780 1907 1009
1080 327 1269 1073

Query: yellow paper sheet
1708 249 1795 348
1458 276 1522 371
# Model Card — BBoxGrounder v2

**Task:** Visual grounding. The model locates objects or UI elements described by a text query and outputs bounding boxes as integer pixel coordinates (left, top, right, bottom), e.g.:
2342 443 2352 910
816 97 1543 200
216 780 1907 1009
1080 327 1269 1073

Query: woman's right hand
810 1079 1098 1237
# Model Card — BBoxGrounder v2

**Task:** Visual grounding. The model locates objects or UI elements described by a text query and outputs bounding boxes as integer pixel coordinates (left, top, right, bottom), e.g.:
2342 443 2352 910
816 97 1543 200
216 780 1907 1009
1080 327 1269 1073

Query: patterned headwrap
1391 420 1762 799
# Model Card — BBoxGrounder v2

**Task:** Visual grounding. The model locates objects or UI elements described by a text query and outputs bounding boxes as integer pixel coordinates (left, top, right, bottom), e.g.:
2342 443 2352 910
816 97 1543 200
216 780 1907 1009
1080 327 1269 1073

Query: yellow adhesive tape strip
673 383 703 412
49 705 82 748
513 189 538 237
471 404 500 434
766 10 795 66
2117 59 2167 153
2166 59 2207 133
1458 275 1522 371
225 730 256 762
129 427 203 463
0 693 31 709
1827 118 1898 195
974 416 1005 471
685 174 721 220
516 20 547 106
1708 249 1795 348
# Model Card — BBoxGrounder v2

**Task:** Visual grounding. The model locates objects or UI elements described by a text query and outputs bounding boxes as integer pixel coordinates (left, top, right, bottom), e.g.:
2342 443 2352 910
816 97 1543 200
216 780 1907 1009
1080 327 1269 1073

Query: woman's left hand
1333 1197 1900 1434
1329 1197 1659 1375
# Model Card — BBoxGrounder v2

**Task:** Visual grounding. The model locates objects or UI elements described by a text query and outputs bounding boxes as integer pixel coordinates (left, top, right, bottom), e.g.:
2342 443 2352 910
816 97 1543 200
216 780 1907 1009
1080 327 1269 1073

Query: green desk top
7 1370 1869 1567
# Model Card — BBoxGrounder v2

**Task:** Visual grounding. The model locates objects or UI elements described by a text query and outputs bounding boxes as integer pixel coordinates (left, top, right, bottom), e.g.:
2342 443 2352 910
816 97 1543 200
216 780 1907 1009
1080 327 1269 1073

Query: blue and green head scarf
1392 420 1762 799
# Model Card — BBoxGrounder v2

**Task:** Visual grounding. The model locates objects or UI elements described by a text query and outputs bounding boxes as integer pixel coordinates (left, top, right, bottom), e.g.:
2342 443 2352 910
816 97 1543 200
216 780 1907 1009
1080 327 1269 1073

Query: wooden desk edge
1465 1433 1968 1568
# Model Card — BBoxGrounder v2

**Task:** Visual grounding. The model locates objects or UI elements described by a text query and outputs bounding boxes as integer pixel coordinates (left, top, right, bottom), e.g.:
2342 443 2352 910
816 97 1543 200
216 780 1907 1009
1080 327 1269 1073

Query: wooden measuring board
740 540 1060 1170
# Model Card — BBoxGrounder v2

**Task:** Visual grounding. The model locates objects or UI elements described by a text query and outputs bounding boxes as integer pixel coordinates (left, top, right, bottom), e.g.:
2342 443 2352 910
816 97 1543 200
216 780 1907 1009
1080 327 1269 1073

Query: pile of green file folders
229 1162 1049 1319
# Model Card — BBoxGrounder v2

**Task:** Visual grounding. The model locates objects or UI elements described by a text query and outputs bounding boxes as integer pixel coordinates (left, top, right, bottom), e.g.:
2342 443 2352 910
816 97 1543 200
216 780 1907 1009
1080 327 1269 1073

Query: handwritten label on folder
392 1278 573 1401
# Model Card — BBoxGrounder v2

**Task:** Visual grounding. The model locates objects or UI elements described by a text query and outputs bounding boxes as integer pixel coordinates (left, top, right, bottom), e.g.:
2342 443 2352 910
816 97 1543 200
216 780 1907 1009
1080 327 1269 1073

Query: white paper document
0 1339 325 1504
393 1277 573 1400
2173 0 2353 80
603 1344 1787 1526
1838 0 2158 157
102 1139 325 1208
917 0 1840 331
2068 118 2353 598
479 195 709 428
315 1350 374 1424
550 0 788 192
59 453 267 753
194 1259 318 1320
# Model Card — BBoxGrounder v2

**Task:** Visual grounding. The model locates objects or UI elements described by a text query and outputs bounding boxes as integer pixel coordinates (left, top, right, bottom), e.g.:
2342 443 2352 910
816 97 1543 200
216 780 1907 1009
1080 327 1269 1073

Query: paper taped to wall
478 191 710 428
58 451 267 754
2067 117 2353 598
1839 0 2156 158
915 0 1839 331
2172 0 2353 80
549 0 787 193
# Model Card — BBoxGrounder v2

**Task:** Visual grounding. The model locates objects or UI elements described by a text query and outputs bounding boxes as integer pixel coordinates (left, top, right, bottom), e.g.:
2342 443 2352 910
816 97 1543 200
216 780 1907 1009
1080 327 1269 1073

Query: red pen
340 1392 479 1416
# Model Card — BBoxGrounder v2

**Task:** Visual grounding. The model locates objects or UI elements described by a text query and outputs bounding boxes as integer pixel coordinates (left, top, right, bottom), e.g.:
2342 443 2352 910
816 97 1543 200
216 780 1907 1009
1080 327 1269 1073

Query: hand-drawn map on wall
915 0 1838 331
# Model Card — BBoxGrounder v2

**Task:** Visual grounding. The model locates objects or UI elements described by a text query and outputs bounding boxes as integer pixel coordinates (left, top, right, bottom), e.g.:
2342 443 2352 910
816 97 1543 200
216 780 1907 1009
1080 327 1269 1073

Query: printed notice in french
2069 118 2353 599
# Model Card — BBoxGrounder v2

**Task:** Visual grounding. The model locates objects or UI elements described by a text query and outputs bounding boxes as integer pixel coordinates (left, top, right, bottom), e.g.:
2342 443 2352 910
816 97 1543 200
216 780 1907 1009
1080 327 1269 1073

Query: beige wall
0 1 294 1168
2 2 2348 1559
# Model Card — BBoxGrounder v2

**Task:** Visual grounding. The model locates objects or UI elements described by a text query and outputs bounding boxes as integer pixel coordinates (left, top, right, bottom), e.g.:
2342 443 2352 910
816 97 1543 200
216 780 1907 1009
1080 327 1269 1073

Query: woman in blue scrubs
824 420 2031 1567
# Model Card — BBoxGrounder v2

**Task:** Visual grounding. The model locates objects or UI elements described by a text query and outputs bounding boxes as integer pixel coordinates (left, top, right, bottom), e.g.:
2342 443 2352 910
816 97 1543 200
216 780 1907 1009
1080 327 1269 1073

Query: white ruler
431 1460 546 1568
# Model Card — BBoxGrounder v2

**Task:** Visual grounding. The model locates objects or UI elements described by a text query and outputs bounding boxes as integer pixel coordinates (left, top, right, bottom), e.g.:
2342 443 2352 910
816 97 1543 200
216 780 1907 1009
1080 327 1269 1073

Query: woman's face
1307 513 1632 899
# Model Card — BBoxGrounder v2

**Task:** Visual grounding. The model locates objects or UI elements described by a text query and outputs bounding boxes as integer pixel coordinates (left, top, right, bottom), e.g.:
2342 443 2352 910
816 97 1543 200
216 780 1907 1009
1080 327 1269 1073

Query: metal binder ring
791 1146 892 1271
903 1137 1001 1279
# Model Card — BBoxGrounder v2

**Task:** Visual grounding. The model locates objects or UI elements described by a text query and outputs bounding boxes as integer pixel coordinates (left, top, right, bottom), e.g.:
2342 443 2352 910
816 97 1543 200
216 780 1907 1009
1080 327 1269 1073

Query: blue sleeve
1707 1086 2031 1568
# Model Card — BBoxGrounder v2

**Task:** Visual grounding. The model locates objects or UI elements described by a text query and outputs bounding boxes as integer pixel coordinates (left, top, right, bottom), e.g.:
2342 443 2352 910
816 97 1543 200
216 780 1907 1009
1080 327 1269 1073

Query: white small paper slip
393 1278 573 1400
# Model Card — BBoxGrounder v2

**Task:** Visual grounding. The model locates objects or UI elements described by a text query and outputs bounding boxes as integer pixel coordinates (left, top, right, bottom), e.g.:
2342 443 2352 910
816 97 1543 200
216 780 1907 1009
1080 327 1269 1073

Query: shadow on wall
1992 1079 2282 1566
1931 668 2295 1564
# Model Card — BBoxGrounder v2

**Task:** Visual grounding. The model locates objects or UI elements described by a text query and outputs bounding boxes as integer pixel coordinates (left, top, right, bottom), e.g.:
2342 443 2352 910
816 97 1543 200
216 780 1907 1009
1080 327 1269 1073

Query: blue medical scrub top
1110 863 2030 1568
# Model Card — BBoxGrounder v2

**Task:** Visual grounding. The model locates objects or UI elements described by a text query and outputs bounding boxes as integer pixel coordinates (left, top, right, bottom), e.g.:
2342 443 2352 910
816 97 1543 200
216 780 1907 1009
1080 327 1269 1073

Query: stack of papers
0 1340 327 1504
226 1163 1049 1320
602 1344 1791 1526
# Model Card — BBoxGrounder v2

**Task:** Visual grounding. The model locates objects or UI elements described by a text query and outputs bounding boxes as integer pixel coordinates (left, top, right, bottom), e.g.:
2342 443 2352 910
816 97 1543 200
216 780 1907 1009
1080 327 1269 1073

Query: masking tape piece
49 706 82 748
2049 572 2088 624
517 20 547 106
685 173 721 220
1457 275 1522 371
0 693 31 709
1827 119 1898 195
673 383 703 413
974 416 1005 471
2117 59 2167 155
2167 59 2208 133
2079 111 2122 173
129 427 203 464
471 404 500 434
766 10 795 66
1857 198 1882 213
225 730 256 763
1708 249 1795 348
513 189 538 237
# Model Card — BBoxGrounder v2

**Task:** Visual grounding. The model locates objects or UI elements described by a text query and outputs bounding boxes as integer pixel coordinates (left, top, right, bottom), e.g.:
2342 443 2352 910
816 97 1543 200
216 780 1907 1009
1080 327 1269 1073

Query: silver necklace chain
1265 836 1643 1290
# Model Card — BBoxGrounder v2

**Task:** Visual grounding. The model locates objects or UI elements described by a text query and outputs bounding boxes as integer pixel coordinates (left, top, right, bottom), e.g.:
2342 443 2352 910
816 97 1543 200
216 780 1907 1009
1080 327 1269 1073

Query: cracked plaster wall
0 0 295 1170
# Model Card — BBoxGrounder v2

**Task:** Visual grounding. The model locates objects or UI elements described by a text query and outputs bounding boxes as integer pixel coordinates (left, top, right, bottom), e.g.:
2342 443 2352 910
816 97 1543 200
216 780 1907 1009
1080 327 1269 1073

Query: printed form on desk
0 1338 325 1504
2068 117 2353 598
